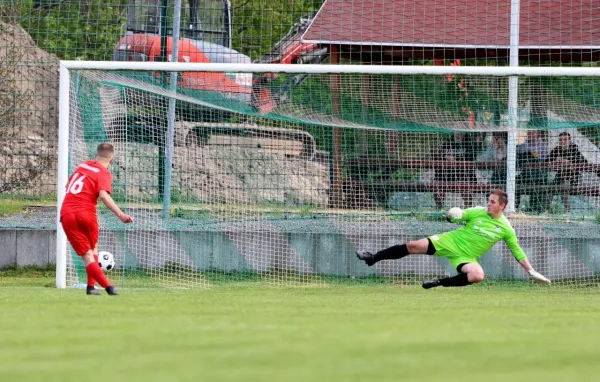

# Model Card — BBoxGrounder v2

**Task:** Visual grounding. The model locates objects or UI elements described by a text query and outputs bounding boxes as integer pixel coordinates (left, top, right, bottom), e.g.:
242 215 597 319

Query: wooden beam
330 44 344 208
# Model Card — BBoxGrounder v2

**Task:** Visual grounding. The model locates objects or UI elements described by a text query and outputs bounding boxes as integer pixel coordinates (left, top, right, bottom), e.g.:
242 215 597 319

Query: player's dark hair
96 143 114 159
490 189 508 208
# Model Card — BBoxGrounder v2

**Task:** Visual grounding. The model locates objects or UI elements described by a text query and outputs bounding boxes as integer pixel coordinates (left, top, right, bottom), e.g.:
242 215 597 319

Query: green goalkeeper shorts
428 234 479 271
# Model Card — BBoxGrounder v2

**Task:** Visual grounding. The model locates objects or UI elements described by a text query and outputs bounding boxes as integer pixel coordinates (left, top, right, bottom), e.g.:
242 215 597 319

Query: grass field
1 274 599 382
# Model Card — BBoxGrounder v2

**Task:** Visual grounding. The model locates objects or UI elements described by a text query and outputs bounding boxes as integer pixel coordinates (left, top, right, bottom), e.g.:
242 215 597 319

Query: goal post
56 64 72 289
57 61 600 289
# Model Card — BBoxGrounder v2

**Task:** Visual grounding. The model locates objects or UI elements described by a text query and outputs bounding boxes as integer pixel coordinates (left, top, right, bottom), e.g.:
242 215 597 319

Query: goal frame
56 61 600 288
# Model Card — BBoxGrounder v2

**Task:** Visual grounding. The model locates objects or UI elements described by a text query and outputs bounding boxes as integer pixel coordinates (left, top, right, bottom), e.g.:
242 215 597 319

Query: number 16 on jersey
66 173 86 194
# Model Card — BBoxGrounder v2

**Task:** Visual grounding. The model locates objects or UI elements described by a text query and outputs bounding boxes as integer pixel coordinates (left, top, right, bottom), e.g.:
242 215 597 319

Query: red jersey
60 160 112 217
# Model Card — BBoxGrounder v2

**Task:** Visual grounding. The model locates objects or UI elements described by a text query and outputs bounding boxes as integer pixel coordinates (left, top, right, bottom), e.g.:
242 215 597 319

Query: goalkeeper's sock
373 244 410 262
439 273 472 287
86 262 111 289
87 254 99 288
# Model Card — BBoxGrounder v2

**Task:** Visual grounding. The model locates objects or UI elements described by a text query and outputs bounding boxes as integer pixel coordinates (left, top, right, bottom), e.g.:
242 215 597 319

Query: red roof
303 0 600 48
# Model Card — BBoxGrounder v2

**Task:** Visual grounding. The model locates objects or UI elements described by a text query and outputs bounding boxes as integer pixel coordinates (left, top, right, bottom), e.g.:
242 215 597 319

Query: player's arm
504 230 551 285
99 190 133 223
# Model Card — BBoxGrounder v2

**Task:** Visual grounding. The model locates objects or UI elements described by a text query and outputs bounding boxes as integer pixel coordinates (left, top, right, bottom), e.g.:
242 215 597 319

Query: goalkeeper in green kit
357 190 551 288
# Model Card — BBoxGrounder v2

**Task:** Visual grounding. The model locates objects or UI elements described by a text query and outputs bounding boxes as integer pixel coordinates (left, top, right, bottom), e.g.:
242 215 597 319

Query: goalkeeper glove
528 269 551 285
446 207 464 222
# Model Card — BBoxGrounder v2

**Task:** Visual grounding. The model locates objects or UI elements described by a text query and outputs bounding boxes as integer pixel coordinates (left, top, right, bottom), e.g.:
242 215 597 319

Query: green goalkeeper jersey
435 206 527 262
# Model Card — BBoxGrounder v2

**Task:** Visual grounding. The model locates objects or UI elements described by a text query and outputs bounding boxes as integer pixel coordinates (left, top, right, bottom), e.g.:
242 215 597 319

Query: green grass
0 199 55 217
0 280 598 381
0 266 55 287
0 199 32 216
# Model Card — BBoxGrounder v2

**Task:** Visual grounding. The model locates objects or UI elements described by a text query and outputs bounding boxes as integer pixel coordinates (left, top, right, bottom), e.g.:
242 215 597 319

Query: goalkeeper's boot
105 286 119 296
356 250 376 266
422 278 442 289
86 286 101 295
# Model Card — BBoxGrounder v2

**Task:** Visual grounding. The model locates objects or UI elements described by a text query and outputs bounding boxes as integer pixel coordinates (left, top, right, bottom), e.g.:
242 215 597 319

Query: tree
16 0 127 60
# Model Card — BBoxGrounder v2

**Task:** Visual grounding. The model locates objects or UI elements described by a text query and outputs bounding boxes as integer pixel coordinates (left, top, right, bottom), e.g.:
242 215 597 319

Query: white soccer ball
447 207 464 220
98 251 115 271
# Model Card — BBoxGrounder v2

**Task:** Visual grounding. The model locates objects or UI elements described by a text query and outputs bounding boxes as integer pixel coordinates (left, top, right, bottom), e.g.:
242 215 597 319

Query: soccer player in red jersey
60 143 133 295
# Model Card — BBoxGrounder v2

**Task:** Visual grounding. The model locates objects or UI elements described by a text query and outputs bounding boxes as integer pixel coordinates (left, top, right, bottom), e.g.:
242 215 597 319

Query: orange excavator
113 0 328 113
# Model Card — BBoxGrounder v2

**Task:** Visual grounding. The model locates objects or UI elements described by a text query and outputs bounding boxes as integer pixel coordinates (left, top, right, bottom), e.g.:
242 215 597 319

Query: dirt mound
110 143 329 206
0 137 57 195
0 20 59 139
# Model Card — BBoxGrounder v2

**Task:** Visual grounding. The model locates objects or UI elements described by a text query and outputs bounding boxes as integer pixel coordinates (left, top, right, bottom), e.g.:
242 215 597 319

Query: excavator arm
251 12 329 113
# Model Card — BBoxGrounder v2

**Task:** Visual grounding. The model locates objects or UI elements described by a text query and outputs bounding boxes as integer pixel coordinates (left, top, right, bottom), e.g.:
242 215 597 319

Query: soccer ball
98 251 115 271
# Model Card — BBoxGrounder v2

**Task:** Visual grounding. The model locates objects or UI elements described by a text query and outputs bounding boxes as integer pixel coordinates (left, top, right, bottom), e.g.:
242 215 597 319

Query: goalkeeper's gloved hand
528 269 551 285
446 207 464 222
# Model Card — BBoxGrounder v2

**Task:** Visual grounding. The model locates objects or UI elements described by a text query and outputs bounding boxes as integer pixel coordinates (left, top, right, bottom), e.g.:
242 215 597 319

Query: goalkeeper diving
357 190 551 288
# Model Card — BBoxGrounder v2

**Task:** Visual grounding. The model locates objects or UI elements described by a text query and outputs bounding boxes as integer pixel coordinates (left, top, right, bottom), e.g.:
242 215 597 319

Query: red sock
86 262 111 288
87 255 99 288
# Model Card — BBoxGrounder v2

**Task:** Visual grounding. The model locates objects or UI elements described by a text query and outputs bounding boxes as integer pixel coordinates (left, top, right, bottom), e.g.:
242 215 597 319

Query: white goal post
59 61 600 76
57 61 600 289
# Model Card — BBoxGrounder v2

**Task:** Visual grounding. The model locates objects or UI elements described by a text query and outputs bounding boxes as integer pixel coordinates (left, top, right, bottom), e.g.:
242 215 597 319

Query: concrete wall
0 229 57 268
2 228 600 281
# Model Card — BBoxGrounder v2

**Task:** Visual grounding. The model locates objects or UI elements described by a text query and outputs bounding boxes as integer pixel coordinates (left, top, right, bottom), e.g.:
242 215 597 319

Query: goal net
57 62 600 289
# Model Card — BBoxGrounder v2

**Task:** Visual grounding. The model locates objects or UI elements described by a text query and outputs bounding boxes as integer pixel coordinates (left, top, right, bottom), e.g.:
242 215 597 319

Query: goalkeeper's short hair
490 189 508 207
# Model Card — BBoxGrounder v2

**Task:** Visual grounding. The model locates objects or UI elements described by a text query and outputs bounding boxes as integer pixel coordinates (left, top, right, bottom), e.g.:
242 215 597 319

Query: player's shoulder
78 160 110 176
498 214 516 232
77 160 102 173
